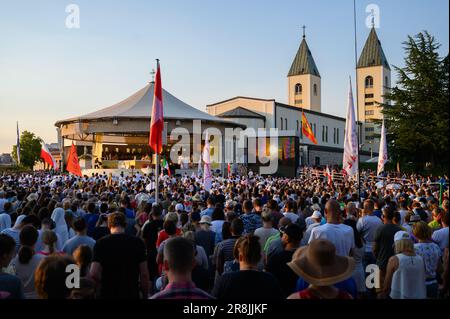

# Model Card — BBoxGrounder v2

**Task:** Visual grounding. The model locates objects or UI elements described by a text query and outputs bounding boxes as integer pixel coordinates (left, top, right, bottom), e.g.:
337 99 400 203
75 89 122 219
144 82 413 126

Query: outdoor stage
81 168 200 177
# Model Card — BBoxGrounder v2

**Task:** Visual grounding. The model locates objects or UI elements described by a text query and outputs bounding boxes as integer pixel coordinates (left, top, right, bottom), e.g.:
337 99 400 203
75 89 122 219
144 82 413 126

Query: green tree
381 31 449 172
12 131 42 169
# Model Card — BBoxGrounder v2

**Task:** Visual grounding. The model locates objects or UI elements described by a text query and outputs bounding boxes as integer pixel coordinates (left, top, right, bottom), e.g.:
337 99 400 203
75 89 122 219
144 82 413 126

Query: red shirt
156 228 182 248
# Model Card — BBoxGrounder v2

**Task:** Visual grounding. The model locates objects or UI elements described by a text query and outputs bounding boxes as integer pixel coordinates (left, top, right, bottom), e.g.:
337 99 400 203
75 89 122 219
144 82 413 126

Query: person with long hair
0 234 24 299
37 230 63 256
344 219 366 298
382 231 426 299
34 255 75 299
11 225 44 298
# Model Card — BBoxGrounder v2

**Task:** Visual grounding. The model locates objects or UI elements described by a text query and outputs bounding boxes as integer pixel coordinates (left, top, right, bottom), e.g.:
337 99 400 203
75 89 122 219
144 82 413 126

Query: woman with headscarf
51 208 70 245
1 214 27 251
0 213 11 232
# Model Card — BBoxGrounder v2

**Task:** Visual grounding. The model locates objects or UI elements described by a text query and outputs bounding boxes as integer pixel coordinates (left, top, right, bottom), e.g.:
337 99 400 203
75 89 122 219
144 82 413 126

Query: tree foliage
12 131 42 169
381 31 449 171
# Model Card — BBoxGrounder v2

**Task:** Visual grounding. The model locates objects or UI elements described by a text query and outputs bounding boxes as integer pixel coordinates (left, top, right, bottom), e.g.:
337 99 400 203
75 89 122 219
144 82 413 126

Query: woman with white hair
51 208 71 245
382 231 426 299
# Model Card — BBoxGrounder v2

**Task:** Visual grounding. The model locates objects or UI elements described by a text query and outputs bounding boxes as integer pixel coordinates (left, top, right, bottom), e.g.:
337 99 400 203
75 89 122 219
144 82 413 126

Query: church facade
207 27 389 167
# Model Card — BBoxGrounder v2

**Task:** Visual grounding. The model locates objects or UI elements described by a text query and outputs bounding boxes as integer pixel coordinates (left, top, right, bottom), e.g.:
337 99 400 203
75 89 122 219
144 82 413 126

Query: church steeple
288 36 321 77
357 27 390 70
287 29 321 112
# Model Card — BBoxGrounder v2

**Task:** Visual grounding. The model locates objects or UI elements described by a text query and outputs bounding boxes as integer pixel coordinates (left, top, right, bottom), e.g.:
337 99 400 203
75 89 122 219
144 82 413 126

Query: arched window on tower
313 84 318 96
295 83 302 95
365 76 374 89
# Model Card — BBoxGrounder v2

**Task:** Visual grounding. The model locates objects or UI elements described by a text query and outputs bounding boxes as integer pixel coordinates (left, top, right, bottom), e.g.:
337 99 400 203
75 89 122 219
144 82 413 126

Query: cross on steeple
371 9 375 28
302 25 306 39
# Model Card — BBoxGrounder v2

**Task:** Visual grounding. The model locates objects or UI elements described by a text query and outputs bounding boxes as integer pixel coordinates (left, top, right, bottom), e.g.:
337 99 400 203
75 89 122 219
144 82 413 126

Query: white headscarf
0 213 11 232
13 214 27 229
51 208 69 244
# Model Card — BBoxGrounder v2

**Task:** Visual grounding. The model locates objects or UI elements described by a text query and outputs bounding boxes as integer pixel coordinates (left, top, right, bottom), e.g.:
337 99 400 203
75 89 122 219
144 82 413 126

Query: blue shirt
84 213 99 237
200 207 215 218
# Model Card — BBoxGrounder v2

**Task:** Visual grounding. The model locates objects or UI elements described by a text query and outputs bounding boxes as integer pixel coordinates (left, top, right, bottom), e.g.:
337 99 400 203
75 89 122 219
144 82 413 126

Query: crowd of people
0 168 448 299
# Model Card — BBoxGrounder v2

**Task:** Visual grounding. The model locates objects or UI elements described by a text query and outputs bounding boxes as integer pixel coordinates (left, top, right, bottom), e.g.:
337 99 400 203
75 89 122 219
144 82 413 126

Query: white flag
203 131 212 192
377 119 388 175
342 78 359 179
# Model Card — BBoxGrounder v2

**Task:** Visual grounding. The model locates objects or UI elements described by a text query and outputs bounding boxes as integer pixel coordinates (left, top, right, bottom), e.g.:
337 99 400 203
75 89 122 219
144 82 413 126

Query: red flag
149 60 164 154
66 143 82 177
301 112 318 145
40 142 56 168
227 163 231 177
324 166 332 186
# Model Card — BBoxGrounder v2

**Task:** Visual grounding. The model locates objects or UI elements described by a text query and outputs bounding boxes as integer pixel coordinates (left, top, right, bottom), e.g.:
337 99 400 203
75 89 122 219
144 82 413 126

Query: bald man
308 199 355 257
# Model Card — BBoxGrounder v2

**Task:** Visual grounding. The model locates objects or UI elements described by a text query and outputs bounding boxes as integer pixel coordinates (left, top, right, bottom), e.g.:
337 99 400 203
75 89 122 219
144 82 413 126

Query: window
296 120 299 132
365 127 375 132
366 136 375 141
313 123 316 136
336 128 339 144
365 76 374 88
385 76 389 87
322 126 325 142
285 119 288 130
325 126 328 143
365 93 374 98
295 99 303 104
333 128 336 144
295 83 302 95
315 157 320 166
313 84 318 96
365 110 374 116
280 117 283 130
365 102 375 106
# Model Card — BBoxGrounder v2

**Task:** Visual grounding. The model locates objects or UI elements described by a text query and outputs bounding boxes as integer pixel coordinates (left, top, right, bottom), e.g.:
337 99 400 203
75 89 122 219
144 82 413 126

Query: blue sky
0 0 448 153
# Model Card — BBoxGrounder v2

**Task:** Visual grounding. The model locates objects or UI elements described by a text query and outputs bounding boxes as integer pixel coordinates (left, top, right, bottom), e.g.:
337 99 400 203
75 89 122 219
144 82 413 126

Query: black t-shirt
92 226 110 241
142 219 164 252
374 223 402 271
93 233 146 299
266 249 298 297
212 270 284 300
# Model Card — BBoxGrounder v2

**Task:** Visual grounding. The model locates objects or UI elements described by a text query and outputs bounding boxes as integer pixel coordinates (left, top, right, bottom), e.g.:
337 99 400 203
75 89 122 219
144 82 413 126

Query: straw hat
287 240 355 287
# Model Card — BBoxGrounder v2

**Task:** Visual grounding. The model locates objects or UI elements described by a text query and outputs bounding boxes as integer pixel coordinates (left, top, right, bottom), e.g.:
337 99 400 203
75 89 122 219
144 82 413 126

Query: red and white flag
377 119 388 175
227 162 231 177
325 166 333 186
40 142 56 168
342 78 359 179
203 131 212 192
149 60 164 154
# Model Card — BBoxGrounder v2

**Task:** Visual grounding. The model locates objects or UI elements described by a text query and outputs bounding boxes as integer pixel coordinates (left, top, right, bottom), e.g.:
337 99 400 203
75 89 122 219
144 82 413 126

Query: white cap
311 211 322 219
394 231 411 243
175 203 184 212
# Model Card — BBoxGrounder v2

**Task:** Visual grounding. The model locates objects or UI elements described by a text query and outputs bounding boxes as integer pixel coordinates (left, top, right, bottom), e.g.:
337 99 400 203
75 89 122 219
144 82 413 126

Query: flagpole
155 152 159 204
353 0 362 201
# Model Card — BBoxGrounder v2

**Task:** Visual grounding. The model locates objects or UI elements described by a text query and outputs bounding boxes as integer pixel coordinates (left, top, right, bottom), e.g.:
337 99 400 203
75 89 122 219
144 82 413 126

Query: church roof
288 38 320 77
216 107 266 119
56 82 235 126
357 28 390 70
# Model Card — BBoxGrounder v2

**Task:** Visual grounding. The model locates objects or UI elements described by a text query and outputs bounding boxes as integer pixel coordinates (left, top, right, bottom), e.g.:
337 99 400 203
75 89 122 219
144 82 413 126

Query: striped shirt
150 281 213 299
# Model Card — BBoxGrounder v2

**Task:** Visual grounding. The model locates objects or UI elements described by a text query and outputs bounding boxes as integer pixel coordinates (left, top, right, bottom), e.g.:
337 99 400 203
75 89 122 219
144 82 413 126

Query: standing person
344 219 366 298
84 202 99 238
141 205 164 288
0 234 25 299
62 218 96 256
287 240 355 299
89 213 149 299
212 235 284 300
37 230 63 256
194 216 216 258
210 207 225 244
0 212 11 232
51 207 71 245
1 215 26 251
150 237 213 299
357 199 383 268
309 199 355 257
432 211 449 253
302 211 322 245
214 218 244 276
11 225 44 299
413 221 443 298
34 255 75 299
239 200 262 235
254 211 278 253
283 200 300 224
92 214 110 241
200 198 215 218
265 224 302 297
382 231 426 299
373 206 403 295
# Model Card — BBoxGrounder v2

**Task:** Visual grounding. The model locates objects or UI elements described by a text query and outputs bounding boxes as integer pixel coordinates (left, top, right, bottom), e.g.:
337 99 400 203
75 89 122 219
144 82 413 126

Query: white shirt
357 215 383 253
309 223 355 257
432 227 449 252
390 253 426 299
283 212 299 224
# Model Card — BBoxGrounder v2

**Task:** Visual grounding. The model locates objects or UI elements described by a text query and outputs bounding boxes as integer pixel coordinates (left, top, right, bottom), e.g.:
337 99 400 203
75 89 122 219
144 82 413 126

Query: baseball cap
394 231 411 243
